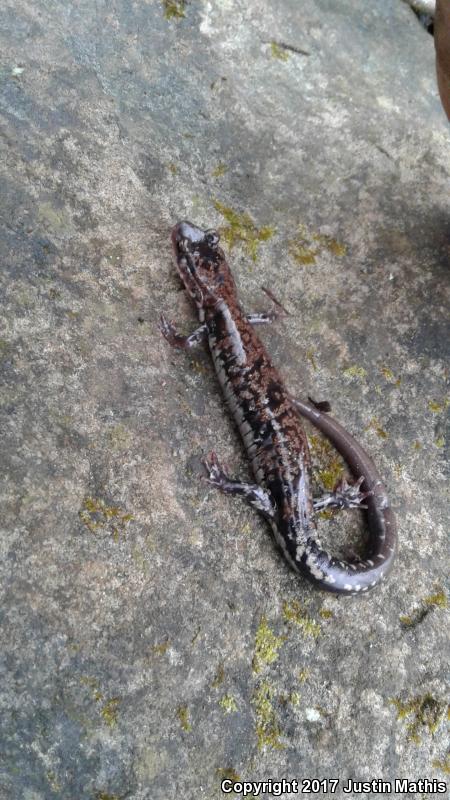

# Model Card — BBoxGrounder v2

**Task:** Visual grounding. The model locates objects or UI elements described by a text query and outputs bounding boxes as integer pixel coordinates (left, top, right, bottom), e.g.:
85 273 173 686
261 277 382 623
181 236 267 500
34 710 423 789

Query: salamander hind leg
202 451 275 519
313 476 372 512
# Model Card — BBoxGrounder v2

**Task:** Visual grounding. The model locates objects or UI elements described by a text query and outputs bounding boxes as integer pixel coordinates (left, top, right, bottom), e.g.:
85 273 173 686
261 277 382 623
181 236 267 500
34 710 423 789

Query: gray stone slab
0 1 449 799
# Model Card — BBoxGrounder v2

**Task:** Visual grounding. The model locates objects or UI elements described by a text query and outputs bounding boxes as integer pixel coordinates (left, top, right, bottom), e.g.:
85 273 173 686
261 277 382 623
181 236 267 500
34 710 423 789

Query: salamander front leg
313 476 372 512
160 312 278 348
202 451 276 520
246 312 278 325
159 315 207 349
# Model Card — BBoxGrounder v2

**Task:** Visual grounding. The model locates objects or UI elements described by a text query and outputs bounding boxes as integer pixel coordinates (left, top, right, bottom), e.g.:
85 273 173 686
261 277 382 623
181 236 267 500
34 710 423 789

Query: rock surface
1 1 449 799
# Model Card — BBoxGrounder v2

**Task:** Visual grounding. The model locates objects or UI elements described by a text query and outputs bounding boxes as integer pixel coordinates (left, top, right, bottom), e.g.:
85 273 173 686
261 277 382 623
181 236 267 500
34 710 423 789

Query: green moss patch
288 224 346 266
252 615 285 673
343 365 367 381
391 693 448 743
253 681 283 750
78 496 134 540
177 704 192 731
212 163 228 178
162 0 185 20
309 433 345 492
282 600 321 638
270 42 289 61
80 678 122 729
219 694 238 713
400 587 447 628
365 417 389 439
214 201 275 262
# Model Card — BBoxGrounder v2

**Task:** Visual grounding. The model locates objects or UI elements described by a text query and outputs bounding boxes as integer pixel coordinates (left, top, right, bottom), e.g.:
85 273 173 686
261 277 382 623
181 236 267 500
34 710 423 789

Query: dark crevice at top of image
411 8 434 35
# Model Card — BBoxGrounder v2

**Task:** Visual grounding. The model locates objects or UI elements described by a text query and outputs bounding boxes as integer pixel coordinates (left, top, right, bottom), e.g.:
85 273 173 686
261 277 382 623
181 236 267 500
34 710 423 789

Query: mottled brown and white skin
435 0 450 120
160 221 397 595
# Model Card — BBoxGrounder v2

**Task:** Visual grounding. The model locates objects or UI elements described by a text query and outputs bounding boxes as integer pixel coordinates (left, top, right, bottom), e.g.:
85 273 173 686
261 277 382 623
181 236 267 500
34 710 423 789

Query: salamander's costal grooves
165 220 397 595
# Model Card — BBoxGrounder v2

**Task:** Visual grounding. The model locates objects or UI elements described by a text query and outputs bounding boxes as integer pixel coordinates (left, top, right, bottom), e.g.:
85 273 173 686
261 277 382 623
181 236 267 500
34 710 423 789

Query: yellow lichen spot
214 200 275 262
316 458 344 491
343 365 367 381
37 202 72 235
288 235 318 266
101 697 121 728
108 424 132 450
312 232 347 257
217 768 241 782
152 641 169 656
379 366 401 385
319 608 334 620
189 357 210 375
95 793 122 800
390 694 446 743
428 399 449 413
212 163 228 178
211 664 225 688
433 754 450 775
318 508 334 520
306 349 318 371
80 677 122 729
253 680 283 750
399 587 447 629
78 496 134 539
270 42 289 61
309 434 344 491
219 694 238 713
177 705 191 731
80 676 103 705
297 668 310 683
240 522 252 535
80 676 99 689
132 546 149 572
46 771 61 792
252 615 285 673
365 417 389 439
435 436 445 448
162 0 185 20
282 600 321 638
290 691 301 707
191 626 201 645
380 366 393 380
423 589 448 608
393 462 403 479
292 245 317 265
288 225 346 266
308 434 335 460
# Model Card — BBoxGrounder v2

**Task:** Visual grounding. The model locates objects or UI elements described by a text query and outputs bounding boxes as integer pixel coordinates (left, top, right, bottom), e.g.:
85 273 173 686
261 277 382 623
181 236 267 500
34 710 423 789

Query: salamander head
171 221 236 309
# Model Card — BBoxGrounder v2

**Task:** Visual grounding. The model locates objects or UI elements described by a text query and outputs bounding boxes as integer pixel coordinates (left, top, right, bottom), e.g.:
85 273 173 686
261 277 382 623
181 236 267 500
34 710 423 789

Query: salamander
160 221 397 594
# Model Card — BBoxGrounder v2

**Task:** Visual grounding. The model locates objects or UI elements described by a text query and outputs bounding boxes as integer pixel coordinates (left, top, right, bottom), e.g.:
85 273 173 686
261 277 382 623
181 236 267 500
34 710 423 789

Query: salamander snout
172 221 205 249
171 219 233 307
172 221 221 255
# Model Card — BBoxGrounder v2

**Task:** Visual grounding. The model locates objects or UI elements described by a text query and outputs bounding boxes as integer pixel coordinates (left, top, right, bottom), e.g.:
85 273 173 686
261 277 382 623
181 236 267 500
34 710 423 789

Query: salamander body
160 221 397 594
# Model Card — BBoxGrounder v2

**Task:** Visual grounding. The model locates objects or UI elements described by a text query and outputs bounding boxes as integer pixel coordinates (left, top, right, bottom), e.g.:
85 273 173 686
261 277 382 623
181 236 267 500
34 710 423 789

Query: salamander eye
204 230 220 248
